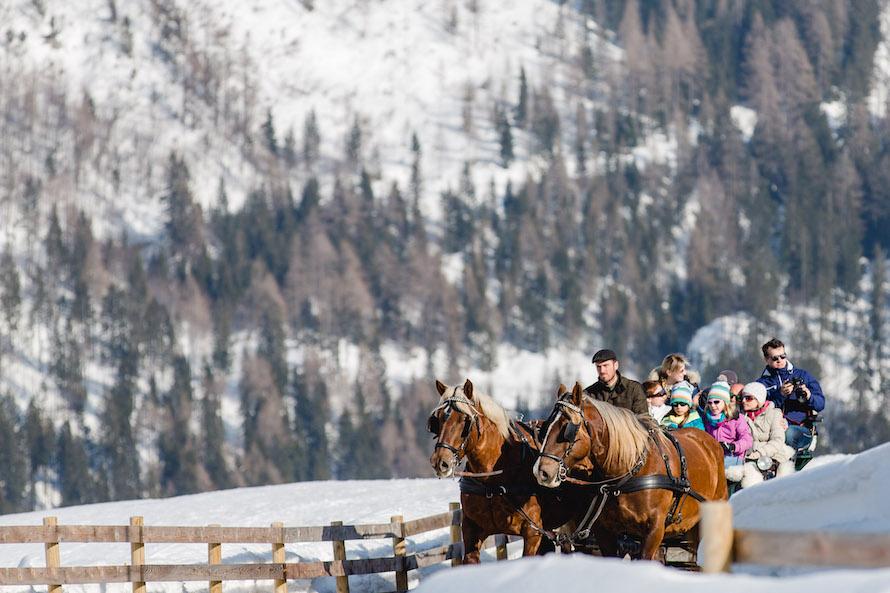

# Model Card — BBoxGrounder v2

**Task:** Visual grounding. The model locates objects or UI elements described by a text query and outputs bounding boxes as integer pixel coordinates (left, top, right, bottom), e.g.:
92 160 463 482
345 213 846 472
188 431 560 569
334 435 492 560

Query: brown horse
534 382 727 561
428 379 591 562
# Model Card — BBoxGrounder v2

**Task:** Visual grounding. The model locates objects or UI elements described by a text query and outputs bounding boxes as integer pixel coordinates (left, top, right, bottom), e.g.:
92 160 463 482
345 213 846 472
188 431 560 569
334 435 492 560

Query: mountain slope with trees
1 0 889 511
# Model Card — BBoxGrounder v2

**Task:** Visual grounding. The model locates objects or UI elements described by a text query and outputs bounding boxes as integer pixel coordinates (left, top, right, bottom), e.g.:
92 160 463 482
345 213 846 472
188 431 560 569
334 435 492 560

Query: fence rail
0 503 520 592
699 501 890 572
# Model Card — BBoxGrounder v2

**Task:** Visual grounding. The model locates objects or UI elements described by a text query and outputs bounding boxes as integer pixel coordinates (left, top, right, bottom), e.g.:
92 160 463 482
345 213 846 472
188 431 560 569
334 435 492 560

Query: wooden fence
0 501 518 592
699 501 890 573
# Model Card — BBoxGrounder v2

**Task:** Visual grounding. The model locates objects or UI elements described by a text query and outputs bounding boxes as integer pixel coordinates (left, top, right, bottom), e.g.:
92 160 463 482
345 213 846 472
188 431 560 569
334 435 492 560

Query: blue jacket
756 361 825 425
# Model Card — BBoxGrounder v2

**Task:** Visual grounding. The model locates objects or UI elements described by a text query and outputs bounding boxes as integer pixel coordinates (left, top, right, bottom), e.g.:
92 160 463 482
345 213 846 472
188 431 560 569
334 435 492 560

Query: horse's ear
571 382 583 405
463 378 475 400
557 383 568 398
435 380 447 396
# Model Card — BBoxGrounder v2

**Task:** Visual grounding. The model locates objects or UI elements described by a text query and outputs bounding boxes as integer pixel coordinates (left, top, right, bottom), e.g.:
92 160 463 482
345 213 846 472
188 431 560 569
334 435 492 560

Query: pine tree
57 422 96 506
0 247 21 334
159 355 200 495
290 369 319 481
201 365 231 489
410 132 423 205
346 115 362 166
515 66 528 128
0 396 27 513
262 109 278 156
101 356 142 500
23 399 54 507
495 105 514 167
283 126 297 167
303 109 321 167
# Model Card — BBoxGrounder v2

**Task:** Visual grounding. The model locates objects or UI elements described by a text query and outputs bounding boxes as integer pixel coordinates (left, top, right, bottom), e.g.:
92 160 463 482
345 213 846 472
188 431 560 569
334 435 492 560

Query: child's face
646 389 666 406
672 402 690 416
707 399 725 414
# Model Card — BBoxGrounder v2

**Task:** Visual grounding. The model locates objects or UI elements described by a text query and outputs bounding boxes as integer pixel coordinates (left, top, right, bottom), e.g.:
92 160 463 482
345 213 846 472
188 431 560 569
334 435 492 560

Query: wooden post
449 502 462 567
495 534 508 561
130 517 145 593
208 524 222 593
331 520 349 593
272 521 286 593
43 516 61 593
390 515 408 592
699 501 734 573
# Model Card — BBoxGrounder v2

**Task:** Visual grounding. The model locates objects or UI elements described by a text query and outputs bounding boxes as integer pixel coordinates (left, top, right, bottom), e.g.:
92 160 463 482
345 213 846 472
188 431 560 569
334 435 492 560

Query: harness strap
610 474 706 502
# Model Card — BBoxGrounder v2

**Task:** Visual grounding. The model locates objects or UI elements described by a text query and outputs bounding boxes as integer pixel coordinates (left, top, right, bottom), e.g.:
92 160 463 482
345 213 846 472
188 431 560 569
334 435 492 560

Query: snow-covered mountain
2 0 622 234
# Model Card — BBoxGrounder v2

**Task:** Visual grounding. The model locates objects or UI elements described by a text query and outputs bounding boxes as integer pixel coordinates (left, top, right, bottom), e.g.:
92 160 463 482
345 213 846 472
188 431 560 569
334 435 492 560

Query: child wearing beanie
660 381 704 430
703 381 753 481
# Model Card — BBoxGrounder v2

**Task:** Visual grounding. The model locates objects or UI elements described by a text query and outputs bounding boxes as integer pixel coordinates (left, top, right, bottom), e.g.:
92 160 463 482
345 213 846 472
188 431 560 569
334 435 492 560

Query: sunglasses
707 400 724 406
672 402 690 407
741 395 758 402
646 391 666 398
770 353 787 362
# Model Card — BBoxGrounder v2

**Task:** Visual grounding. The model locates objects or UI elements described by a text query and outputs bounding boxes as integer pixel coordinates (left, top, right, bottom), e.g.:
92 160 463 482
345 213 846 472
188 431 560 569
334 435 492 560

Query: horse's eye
559 422 578 443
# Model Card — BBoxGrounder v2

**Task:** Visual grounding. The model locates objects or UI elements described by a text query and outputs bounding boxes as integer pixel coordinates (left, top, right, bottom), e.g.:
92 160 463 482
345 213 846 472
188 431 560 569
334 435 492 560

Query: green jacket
584 373 648 415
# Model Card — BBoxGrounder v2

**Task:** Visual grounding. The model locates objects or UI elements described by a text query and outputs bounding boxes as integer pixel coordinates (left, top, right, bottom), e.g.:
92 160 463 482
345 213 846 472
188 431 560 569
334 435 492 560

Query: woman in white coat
737 382 795 488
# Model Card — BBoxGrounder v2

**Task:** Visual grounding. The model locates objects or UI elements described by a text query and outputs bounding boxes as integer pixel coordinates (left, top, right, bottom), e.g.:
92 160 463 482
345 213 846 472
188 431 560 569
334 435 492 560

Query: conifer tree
293 367 335 481
495 105 514 167
0 248 21 334
0 396 27 513
515 66 528 128
201 365 231 489
262 109 278 156
57 422 96 506
159 355 200 495
101 356 142 500
303 109 321 167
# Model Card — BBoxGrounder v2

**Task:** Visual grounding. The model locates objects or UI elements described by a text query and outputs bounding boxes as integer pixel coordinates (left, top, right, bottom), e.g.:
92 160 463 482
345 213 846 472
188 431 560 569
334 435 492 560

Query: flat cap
591 349 617 363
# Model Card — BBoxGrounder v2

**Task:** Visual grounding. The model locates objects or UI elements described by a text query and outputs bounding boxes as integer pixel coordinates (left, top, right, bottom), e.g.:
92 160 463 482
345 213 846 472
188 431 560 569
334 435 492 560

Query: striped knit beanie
669 381 694 406
708 381 732 405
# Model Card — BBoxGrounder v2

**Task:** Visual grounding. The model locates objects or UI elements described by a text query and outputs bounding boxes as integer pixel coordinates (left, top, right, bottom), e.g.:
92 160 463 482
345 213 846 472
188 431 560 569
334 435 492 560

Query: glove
720 442 735 455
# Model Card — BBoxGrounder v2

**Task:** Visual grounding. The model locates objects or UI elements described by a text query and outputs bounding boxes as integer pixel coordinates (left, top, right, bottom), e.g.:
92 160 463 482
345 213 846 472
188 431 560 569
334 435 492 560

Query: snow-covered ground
1 443 888 593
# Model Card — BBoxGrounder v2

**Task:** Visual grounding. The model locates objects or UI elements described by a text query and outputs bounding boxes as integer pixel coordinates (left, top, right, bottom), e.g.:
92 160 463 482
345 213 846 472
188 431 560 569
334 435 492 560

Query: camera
786 376 807 398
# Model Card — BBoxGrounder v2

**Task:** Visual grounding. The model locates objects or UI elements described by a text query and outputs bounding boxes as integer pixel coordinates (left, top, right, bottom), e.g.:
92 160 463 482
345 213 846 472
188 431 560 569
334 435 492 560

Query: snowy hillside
2 0 617 232
0 443 888 593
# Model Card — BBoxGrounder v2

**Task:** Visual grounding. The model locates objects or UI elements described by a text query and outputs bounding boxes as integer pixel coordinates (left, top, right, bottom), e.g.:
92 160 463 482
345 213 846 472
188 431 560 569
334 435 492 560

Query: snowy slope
1 0 618 234
0 443 889 593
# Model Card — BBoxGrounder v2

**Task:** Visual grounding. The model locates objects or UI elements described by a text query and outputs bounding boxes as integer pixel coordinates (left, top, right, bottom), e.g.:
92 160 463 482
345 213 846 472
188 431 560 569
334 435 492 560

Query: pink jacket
703 413 753 458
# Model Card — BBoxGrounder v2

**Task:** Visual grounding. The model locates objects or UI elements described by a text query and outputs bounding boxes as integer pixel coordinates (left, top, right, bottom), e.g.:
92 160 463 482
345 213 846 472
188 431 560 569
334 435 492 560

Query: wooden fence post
331 520 349 593
272 521 286 593
495 534 508 561
208 524 222 593
390 515 408 592
700 501 734 573
130 517 145 593
449 502 462 567
43 516 61 593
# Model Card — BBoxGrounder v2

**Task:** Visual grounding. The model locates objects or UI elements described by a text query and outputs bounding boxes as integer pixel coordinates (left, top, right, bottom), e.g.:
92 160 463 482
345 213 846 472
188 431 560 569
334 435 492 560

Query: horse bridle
428 388 481 466
538 399 587 482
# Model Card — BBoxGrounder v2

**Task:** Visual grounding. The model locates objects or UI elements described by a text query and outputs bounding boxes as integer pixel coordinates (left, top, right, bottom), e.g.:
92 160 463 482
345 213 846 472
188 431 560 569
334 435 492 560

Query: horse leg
639 523 666 561
593 526 618 557
520 523 545 556
461 517 486 564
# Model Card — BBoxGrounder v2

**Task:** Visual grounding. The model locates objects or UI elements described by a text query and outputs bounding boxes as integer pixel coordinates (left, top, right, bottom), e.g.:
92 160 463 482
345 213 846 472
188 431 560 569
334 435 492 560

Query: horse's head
534 382 594 488
428 378 482 478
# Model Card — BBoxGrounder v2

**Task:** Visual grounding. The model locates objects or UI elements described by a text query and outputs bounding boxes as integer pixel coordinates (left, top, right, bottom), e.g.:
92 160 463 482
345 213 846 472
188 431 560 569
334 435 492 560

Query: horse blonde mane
444 385 512 440
586 398 653 475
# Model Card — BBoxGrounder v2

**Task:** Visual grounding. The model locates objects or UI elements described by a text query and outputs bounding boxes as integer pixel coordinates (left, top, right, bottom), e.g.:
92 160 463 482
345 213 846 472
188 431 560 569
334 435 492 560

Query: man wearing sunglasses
756 338 825 453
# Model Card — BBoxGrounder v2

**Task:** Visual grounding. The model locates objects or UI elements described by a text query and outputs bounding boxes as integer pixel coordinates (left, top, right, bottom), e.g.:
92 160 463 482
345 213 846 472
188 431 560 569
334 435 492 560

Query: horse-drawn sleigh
427 379 727 566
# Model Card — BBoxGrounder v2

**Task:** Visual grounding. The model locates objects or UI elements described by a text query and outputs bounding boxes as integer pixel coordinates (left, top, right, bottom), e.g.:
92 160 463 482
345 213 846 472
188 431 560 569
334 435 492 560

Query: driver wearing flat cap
584 349 648 415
